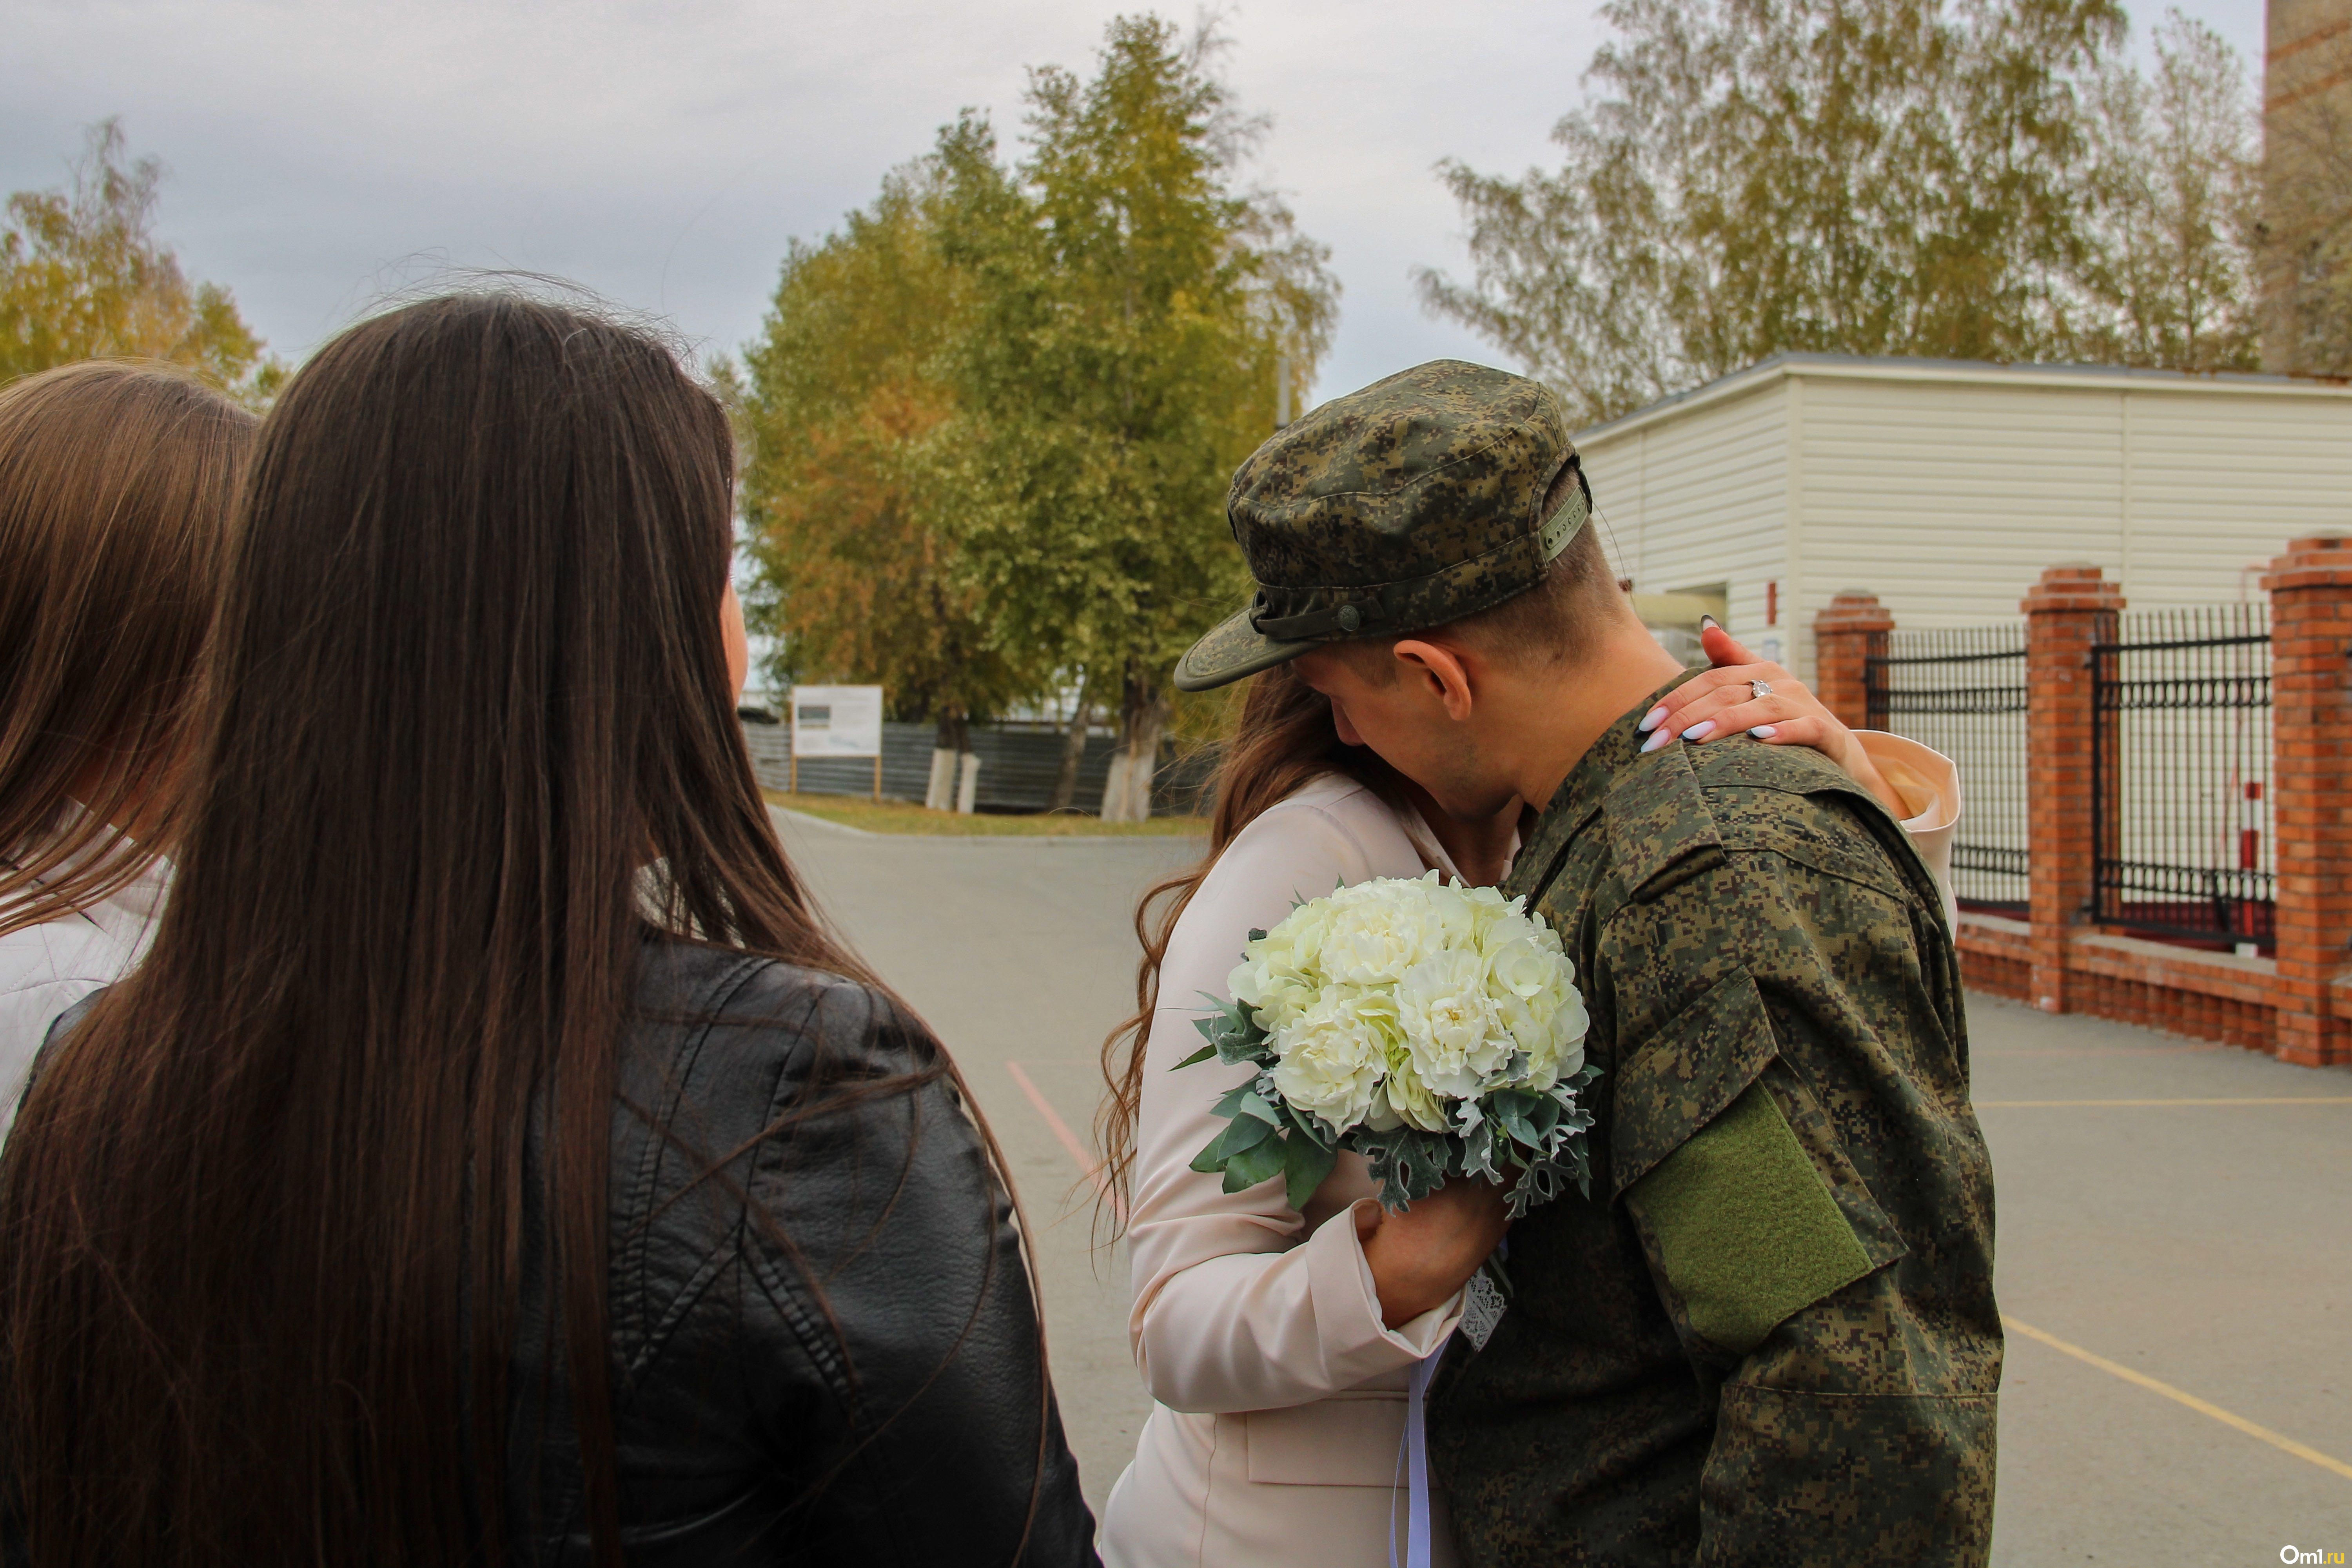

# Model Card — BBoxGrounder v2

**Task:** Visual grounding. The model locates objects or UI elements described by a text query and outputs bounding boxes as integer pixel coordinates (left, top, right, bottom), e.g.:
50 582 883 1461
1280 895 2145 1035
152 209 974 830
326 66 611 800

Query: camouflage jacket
1428 685 2000 1567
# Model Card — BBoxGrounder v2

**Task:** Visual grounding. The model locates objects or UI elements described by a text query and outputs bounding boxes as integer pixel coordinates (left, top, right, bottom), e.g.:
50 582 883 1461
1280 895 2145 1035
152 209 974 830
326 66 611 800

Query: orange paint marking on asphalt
1004 1059 1125 1227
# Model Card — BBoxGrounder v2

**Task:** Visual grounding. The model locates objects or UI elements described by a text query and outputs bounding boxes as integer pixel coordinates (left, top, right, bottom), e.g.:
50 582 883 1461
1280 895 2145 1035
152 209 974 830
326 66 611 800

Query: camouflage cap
1174 359 1589 693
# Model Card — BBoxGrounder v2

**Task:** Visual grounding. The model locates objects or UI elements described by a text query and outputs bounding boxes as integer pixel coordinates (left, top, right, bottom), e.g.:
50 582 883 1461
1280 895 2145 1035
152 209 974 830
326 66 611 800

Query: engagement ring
1749 679 1774 699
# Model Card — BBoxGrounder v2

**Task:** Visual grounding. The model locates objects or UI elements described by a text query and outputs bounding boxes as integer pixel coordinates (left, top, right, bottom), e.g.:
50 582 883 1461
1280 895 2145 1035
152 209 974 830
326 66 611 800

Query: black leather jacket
30 941 1099 1566
509 938 1098 1563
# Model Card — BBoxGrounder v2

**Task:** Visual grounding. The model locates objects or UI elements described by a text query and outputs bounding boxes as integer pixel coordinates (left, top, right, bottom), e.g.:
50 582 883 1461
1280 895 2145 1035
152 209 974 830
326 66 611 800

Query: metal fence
1866 624 2031 913
2091 604 2273 950
739 718 1215 816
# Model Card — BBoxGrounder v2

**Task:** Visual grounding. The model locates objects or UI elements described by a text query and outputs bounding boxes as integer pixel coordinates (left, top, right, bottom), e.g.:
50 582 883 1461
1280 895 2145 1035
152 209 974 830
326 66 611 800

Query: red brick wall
2265 534 2352 1067
1820 557 2350 1068
2021 565 2123 1016
1813 590 1893 731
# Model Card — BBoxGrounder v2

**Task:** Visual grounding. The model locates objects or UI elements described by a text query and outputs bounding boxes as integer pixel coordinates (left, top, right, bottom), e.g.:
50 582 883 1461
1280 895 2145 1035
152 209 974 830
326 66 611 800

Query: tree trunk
1048 686 1093 814
1101 667 1169 823
926 711 969 811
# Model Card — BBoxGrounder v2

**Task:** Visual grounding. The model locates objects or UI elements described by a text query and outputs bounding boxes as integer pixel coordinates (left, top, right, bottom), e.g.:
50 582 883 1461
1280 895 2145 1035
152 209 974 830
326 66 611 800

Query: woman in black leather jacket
0 293 1097 1567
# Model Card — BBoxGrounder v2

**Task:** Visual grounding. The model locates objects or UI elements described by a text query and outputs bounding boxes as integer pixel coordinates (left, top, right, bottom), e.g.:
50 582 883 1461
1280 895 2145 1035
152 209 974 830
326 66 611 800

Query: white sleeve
1853 730 1962 929
0 975 103 1139
1125 795 1459 1415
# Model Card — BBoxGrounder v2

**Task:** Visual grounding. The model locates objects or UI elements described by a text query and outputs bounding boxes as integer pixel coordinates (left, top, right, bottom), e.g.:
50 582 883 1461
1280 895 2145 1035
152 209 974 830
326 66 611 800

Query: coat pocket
1243 1391 1407 1487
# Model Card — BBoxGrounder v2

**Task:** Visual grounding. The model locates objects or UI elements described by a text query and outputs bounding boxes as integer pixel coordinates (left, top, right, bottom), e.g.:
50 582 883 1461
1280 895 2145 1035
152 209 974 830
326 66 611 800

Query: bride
1094 623 1960 1566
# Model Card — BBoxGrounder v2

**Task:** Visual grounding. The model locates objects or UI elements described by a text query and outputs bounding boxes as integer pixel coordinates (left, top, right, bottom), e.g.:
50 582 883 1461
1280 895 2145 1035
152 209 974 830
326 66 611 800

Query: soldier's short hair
1339 461 1619 685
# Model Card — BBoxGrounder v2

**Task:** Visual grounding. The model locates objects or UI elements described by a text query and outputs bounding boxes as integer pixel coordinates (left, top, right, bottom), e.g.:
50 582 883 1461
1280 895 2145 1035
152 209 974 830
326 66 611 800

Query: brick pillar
2263 534 2352 1067
1813 590 1894 731
2022 564 2124 1014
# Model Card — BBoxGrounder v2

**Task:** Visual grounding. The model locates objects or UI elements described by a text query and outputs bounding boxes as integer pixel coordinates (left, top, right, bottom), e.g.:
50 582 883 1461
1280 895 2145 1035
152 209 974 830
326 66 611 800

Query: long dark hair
0 359 254 935
1094 664 1421 1230
0 294 893 1566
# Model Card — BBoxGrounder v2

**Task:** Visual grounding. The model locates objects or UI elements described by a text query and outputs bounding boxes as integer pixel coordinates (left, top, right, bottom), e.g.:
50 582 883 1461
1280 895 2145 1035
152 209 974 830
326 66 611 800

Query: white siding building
1575 354 2352 676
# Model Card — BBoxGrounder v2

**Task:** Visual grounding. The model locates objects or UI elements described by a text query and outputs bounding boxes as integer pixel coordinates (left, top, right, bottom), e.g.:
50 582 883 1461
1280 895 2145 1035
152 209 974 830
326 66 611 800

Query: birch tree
1416 0 2270 424
2 120 279 403
936 16 1337 818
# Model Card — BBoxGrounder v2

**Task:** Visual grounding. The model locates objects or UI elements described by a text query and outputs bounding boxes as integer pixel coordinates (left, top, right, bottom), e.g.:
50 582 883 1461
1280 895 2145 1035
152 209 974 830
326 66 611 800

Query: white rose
1486 938 1588 1089
1396 947 1517 1099
1316 878 1447 987
1269 988 1395 1135
1374 1044 1451 1132
1457 884 1523 954
1230 899 1332 1030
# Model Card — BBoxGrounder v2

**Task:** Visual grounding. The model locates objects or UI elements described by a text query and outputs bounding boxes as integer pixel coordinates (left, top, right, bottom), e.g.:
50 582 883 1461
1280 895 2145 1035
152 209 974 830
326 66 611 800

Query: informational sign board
790 685 884 759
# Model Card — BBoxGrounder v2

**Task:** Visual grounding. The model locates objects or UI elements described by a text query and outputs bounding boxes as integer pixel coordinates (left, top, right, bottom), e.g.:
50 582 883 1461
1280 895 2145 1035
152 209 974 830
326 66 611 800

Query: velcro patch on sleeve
1627 1080 1877 1356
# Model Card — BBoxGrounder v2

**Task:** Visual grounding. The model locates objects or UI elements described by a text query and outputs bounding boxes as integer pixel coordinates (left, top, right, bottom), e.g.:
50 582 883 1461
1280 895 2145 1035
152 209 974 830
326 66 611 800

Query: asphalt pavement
770 806 2352 1566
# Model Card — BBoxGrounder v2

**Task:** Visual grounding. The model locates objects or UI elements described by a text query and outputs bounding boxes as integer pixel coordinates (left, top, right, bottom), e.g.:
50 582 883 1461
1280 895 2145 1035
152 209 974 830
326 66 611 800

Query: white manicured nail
1750 724 1778 739
1640 728 1671 753
1684 720 1715 740
1637 706 1667 733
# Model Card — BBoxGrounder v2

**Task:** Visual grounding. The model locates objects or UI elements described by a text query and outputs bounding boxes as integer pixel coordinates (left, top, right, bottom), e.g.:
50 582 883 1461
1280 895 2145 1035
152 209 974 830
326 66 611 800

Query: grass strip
762 790 1206 837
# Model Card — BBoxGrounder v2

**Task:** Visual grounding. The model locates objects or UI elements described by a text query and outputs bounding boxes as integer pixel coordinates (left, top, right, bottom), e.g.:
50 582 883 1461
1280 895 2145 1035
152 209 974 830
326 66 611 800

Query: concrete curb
768 804 1203 850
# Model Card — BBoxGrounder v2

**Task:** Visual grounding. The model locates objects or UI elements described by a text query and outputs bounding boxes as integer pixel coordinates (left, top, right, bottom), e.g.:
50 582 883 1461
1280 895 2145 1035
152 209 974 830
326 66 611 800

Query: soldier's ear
1390 638 1475 722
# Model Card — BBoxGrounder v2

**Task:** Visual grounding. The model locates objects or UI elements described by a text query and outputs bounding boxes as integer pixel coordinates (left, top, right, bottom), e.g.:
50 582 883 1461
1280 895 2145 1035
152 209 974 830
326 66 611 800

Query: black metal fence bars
1866 624 2030 912
2090 604 2274 951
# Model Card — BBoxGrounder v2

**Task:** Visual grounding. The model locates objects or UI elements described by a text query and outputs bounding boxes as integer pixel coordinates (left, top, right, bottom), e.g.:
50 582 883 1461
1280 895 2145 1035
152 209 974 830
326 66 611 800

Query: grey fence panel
1865 624 2029 912
740 718 1209 816
2091 604 2273 950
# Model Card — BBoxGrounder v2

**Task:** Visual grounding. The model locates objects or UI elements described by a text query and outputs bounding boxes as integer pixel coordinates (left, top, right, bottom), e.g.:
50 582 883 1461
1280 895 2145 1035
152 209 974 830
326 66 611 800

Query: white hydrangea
1228 895 1330 1032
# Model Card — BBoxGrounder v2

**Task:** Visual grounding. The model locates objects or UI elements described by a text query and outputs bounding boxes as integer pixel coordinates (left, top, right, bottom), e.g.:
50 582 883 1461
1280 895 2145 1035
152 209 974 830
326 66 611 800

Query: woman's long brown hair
1095 664 1418 1232
0 295 895 1566
0 360 254 936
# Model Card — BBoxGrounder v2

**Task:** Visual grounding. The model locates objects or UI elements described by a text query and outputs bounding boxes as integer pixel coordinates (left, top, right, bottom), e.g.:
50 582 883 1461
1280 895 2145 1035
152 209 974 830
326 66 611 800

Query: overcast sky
7 0 2267 407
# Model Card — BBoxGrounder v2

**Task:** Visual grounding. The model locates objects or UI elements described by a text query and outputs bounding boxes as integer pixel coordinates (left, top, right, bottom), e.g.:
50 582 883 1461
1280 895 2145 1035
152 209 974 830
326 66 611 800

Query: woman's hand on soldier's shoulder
1639 620 1904 819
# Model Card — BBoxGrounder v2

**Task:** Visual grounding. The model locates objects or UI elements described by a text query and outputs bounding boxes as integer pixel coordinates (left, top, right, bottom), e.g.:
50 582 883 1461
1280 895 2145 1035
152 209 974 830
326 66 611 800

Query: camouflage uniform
1426 691 2000 1567
1175 361 2000 1563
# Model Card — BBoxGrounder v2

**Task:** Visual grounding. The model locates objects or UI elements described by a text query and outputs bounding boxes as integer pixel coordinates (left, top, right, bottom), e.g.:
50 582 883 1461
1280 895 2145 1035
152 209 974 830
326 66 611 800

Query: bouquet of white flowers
1177 872 1597 1220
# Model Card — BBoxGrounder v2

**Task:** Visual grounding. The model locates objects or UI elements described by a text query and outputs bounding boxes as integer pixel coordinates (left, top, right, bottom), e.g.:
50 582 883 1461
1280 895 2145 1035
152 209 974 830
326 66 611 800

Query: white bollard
956 752 982 815
1100 753 1134 822
926 748 957 811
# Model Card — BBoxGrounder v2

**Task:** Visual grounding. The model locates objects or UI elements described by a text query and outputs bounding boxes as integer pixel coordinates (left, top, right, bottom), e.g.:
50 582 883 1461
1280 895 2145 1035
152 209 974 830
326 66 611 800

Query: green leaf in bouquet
1487 1088 1548 1150
1187 1109 1275 1176
1210 1082 1281 1126
1357 1128 1453 1210
1220 1133 1288 1194
1461 1117 1501 1183
1184 992 1274 1069
1281 1132 1338 1213
1216 1111 1276 1157
1278 1096 1335 1151
1171 1043 1219 1070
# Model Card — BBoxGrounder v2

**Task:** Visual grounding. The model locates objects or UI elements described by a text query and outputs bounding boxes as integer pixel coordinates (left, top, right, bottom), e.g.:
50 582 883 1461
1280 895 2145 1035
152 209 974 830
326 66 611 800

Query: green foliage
736 158 1040 730
933 16 1337 743
740 15 1336 751
2074 12 2262 372
1417 0 2263 425
1 120 282 405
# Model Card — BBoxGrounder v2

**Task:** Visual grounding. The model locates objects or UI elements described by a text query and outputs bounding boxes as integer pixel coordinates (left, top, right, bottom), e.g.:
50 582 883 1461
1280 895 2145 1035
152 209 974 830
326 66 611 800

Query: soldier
1172 360 1999 1566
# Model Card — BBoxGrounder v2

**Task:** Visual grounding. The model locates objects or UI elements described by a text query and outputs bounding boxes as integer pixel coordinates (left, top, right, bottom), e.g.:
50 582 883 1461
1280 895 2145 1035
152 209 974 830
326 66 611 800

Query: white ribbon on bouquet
1389 1249 1508 1568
